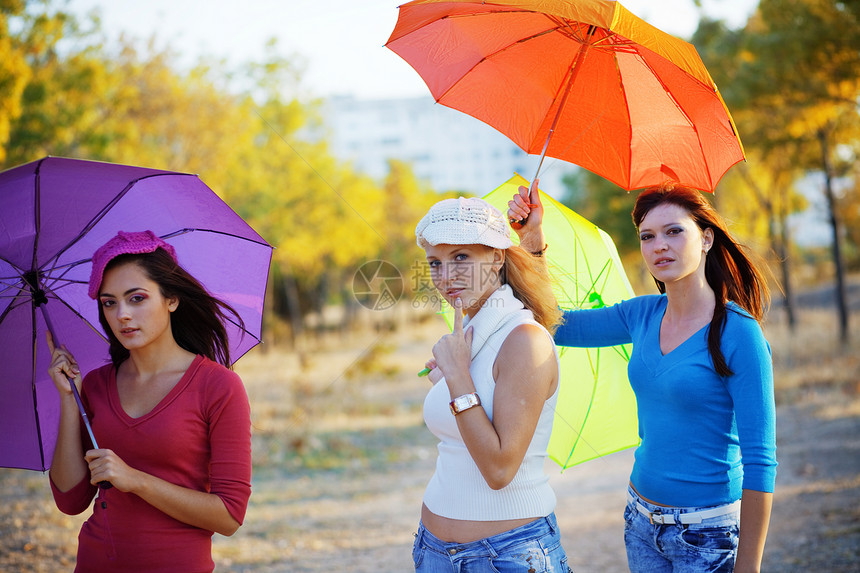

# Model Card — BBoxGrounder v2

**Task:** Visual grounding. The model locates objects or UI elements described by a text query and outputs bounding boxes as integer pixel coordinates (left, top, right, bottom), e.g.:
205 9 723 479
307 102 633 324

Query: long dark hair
97 249 243 369
632 183 770 377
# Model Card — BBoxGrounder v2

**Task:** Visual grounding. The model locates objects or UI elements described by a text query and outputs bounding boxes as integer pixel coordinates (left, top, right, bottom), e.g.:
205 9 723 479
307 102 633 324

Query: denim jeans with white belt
624 485 740 572
412 513 571 572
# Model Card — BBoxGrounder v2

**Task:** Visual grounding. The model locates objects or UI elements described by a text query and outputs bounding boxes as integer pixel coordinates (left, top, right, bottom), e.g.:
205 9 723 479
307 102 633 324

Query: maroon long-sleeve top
51 355 252 572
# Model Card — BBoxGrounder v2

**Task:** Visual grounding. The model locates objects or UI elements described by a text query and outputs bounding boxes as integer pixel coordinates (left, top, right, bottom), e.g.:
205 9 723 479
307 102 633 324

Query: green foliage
0 1 441 334
0 1 33 163
841 162 860 270
559 169 638 256
381 158 444 285
693 0 860 279
701 0 860 162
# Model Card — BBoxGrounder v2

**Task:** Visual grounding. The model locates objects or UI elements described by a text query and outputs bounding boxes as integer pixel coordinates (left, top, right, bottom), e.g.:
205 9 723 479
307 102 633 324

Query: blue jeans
413 513 571 572
624 486 739 572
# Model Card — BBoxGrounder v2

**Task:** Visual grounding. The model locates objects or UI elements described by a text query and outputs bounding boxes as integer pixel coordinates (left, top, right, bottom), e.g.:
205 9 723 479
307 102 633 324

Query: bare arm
734 489 773 573
432 300 558 489
46 334 90 492
48 333 243 535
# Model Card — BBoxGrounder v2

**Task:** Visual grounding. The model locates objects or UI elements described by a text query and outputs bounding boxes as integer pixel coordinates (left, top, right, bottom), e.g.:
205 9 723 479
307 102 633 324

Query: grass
763 307 860 404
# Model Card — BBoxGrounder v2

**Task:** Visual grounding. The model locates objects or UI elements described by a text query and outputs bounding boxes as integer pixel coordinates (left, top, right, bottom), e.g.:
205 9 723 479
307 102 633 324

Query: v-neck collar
645 296 709 372
108 354 203 425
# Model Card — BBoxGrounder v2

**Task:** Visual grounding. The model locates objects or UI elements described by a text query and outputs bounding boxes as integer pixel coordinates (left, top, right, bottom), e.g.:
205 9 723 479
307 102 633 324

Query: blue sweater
555 294 777 507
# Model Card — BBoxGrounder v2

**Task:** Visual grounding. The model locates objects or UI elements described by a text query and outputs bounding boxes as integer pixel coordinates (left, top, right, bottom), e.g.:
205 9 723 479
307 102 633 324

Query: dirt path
209 387 859 572
1 324 858 572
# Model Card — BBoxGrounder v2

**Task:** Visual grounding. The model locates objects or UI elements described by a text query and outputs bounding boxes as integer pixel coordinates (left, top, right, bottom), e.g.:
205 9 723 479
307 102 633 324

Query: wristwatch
449 392 481 416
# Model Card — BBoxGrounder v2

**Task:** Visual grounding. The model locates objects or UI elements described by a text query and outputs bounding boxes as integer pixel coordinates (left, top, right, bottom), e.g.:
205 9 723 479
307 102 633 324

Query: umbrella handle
67 376 113 490
39 306 113 490
509 178 540 230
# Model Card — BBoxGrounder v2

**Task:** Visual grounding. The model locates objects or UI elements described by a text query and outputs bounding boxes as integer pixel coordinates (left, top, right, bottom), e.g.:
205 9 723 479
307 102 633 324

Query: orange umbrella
385 0 745 193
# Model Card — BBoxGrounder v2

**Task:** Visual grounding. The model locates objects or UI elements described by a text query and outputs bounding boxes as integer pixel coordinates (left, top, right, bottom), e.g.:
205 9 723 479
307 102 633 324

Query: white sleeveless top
422 285 559 520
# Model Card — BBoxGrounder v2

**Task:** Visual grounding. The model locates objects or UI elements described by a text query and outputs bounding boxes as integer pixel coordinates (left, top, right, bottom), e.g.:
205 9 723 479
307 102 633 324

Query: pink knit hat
88 230 177 299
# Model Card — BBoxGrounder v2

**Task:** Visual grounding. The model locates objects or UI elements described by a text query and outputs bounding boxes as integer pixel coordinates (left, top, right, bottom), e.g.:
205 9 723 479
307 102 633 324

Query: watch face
450 393 480 415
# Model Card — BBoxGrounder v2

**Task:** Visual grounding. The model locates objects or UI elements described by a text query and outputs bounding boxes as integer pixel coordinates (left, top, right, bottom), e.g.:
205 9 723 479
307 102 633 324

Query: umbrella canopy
437 174 638 468
0 156 273 471
386 0 745 193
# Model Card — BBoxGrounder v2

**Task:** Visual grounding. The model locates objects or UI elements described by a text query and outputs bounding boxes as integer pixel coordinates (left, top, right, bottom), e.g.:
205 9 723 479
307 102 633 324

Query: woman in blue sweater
508 183 776 573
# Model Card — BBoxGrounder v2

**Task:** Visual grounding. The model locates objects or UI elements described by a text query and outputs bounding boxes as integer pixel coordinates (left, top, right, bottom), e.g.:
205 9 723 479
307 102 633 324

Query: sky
61 0 832 246
67 0 758 100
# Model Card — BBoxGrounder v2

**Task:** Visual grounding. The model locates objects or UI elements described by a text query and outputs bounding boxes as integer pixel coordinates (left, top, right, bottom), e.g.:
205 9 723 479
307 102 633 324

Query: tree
0 0 30 164
1 2 103 164
0 5 442 344
715 159 808 329
696 1 860 341
381 159 442 280
694 18 800 328
560 169 649 290
741 0 860 342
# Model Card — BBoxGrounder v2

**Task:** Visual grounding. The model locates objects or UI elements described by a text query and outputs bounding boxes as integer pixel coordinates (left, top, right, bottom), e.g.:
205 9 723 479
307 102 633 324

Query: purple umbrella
0 156 273 471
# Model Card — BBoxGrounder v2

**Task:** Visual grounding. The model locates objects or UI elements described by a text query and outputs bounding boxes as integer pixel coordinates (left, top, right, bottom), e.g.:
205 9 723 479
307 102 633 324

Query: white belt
628 493 740 525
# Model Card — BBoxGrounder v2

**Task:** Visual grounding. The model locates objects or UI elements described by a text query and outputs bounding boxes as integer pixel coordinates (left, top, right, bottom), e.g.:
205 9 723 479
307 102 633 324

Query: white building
322 95 578 198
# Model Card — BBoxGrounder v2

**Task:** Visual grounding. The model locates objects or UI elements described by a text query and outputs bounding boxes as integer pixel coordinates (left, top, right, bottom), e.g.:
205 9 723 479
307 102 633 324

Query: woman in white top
414 197 572 572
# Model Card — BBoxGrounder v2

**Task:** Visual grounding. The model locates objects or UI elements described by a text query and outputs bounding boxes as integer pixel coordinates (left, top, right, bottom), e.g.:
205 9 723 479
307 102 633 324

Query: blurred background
1 0 858 571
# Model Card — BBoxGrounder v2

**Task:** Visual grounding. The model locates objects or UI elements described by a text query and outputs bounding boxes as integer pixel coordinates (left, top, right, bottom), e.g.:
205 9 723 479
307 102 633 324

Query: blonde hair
502 245 563 334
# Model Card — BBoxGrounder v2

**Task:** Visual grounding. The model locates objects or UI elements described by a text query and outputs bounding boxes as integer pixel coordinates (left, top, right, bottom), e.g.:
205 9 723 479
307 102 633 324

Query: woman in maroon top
47 231 252 573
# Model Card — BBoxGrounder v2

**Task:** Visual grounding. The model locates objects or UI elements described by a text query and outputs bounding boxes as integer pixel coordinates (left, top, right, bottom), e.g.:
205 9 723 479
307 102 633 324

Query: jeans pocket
489 539 548 573
680 525 739 552
623 502 635 523
412 533 425 568
550 549 571 573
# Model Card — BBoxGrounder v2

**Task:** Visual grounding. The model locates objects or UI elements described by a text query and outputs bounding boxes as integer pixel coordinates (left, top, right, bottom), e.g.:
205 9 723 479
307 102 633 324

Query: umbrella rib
41 269 88 299
577 260 613 308
160 227 272 248
30 157 47 288
224 315 263 344
45 172 201 273
433 16 562 104
153 228 268 347
557 347 602 467
632 50 714 190
610 47 636 190
0 293 28 321
0 271 26 296
554 19 633 54
41 288 110 343
527 24 596 172
28 291 48 471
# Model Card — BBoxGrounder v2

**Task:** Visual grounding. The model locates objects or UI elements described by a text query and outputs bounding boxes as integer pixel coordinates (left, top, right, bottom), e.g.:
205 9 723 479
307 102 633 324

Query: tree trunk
279 264 304 348
738 165 796 328
818 129 850 343
776 199 796 330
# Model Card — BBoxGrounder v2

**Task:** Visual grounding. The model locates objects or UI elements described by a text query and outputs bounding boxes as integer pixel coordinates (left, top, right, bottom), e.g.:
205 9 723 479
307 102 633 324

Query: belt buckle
649 509 673 525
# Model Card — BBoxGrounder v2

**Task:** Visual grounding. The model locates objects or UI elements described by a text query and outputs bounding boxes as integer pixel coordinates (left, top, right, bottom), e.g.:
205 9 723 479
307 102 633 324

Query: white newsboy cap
416 197 513 250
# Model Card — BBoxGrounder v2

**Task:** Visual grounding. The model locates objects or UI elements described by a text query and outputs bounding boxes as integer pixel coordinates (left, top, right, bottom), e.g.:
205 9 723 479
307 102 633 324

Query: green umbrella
437 174 640 469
